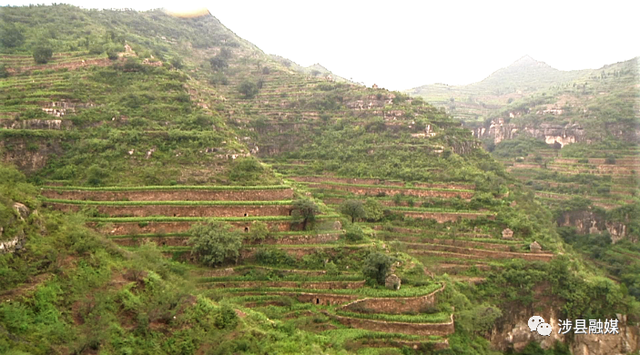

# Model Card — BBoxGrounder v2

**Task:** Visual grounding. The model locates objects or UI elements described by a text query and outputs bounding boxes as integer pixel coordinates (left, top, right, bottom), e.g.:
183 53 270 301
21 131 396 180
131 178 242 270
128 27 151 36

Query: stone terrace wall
412 245 554 262
342 284 445 314
402 211 493 222
327 312 455 336
205 280 365 289
309 184 473 199
91 221 292 235
41 188 294 201
393 238 516 252
47 203 291 217
239 246 362 260
290 176 405 187
115 233 340 247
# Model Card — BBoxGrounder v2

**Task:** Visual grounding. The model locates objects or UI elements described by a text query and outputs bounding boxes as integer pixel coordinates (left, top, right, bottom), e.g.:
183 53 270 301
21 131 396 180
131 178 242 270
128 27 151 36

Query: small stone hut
530 241 542 253
502 228 514 239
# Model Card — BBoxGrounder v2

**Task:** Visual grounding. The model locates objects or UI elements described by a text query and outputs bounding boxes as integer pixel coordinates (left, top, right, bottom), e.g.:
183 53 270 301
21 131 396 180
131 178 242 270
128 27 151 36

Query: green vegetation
290 198 320 230
1 5 638 354
362 252 396 285
188 221 243 266
339 199 367 223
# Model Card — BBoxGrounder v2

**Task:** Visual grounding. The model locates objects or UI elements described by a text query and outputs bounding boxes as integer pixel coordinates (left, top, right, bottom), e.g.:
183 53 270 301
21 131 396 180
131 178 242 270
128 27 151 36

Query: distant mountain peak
509 55 554 69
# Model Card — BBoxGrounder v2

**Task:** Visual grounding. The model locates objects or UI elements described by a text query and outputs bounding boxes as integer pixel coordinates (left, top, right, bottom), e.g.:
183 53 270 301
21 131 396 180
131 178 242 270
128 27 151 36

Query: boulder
13 202 30 220
385 274 401 290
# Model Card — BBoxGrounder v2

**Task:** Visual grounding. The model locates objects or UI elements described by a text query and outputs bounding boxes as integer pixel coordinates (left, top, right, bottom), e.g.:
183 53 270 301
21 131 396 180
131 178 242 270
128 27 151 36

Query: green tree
362 252 394 285
363 198 384 221
209 56 228 71
188 221 243 266
0 64 8 79
0 23 25 48
33 44 53 64
238 80 259 99
339 199 366 223
291 199 320 231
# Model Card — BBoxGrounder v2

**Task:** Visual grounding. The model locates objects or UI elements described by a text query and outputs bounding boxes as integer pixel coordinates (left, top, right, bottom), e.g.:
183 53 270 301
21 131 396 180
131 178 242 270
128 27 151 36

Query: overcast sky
2 1 638 90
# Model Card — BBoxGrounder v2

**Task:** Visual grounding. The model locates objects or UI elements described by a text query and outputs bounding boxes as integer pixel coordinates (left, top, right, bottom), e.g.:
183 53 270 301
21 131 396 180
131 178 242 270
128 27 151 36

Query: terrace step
41 185 294 201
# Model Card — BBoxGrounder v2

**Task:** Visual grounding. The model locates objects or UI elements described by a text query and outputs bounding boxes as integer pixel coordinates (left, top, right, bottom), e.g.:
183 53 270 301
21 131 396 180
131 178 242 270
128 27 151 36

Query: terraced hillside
1 5 639 355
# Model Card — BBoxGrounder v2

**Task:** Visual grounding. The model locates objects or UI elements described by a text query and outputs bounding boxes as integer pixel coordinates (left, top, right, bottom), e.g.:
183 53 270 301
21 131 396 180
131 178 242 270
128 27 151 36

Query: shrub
238 80 259 99
188 221 243 266
248 221 269 242
344 224 364 242
262 66 270 74
0 64 8 78
605 154 616 164
362 252 395 285
209 56 228 71
363 198 384 221
214 304 238 329
33 44 53 64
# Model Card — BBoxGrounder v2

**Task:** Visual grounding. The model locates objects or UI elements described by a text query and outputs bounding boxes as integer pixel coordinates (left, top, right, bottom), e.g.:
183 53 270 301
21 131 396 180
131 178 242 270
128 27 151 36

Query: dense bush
188 221 243 266
32 44 53 64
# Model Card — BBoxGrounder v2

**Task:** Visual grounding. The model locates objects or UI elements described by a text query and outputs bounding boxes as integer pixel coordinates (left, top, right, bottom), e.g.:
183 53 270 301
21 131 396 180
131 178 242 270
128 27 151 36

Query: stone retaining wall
204 280 365 289
42 188 294 201
390 238 516 252
91 221 292 235
326 312 455 336
341 284 445 314
401 211 493 222
114 233 341 247
290 176 405 186
239 245 362 260
411 245 554 262
309 184 473 199
47 202 291 217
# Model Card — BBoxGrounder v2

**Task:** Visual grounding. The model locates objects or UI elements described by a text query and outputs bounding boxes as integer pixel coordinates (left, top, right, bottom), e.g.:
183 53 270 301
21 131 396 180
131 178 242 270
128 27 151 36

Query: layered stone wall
341 284 444 314
309 184 473 199
46 202 291 217
91 221 292 235
205 280 365 289
401 211 493 222
326 312 455 336
42 188 294 201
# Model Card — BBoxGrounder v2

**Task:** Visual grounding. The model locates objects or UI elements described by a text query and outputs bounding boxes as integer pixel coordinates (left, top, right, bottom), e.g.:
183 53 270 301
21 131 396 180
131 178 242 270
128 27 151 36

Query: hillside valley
0 5 639 355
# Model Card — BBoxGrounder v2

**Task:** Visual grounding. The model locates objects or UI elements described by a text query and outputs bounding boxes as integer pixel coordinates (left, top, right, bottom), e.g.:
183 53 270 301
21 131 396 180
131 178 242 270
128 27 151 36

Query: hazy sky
2 1 638 90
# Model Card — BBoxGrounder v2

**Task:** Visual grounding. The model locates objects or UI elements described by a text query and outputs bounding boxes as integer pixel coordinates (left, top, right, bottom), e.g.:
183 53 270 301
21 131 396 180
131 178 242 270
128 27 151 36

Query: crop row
41 198 294 206
87 214 339 222
208 284 442 298
196 275 365 283
334 310 451 324
43 185 291 191
303 181 474 192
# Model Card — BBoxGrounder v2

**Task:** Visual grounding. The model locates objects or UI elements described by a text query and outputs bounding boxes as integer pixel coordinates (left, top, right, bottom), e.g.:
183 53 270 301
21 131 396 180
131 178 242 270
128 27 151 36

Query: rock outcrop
491 301 639 354
472 118 586 146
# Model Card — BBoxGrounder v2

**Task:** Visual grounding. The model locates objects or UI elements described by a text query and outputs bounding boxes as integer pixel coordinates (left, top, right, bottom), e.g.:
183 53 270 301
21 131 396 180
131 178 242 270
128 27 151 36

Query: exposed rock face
557 210 629 243
13 202 30 220
472 119 587 146
491 301 639 354
0 119 72 130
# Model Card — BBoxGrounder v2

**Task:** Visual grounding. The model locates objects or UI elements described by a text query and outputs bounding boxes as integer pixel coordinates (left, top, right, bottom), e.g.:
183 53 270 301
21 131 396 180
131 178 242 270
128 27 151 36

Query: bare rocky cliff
491 298 639 354
471 118 640 146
